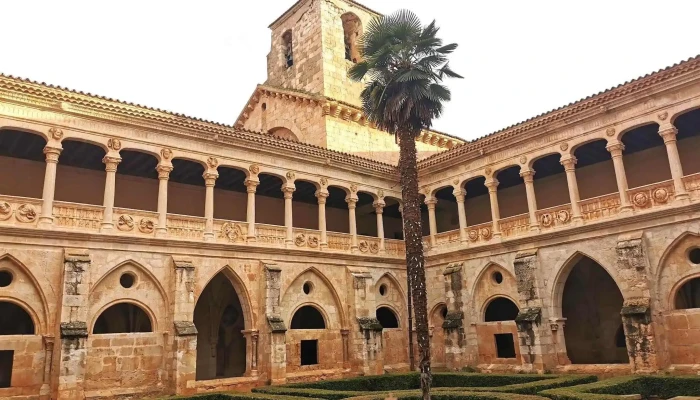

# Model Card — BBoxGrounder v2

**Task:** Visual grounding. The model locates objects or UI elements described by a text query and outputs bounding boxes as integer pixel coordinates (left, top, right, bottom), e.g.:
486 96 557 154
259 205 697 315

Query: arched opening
615 325 626 348
327 186 350 234
532 154 569 209
434 186 459 233
356 191 377 237
213 166 248 222
674 108 700 175
289 180 320 230
290 305 326 329
620 123 670 188
194 272 246 380
562 255 628 364
495 166 528 218
0 302 35 335
341 13 362 63
464 176 491 226
282 30 293 68
573 140 618 200
484 297 519 322
55 140 106 205
92 303 152 334
269 127 298 141
376 306 399 328
0 129 47 199
114 150 159 212
383 197 404 240
168 159 206 217
254 173 285 227
430 304 447 365
675 277 700 309
418 194 430 237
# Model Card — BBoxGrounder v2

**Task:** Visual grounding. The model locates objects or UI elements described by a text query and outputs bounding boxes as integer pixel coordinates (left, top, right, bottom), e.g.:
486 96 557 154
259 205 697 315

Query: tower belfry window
283 30 294 68
341 13 362 63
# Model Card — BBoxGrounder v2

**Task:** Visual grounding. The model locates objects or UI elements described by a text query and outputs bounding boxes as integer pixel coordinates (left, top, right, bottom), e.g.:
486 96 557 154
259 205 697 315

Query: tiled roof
418 54 700 169
0 74 398 175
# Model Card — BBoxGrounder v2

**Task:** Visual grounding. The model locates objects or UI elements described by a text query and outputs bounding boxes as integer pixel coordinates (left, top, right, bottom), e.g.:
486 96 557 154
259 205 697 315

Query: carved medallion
207 157 218 168
519 156 527 165
249 164 260 175
485 168 492 176
453 179 459 186
295 233 307 247
0 202 12 221
658 111 669 121
49 127 64 140
160 148 173 160
139 219 155 234
308 235 319 248
117 215 135 231
16 204 36 223
468 229 479 242
286 171 296 181
480 227 492 240
557 209 571 223
369 242 379 254
632 192 650 207
540 213 554 227
359 240 369 253
560 143 569 151
606 128 616 137
108 138 122 151
220 222 244 242
653 188 670 204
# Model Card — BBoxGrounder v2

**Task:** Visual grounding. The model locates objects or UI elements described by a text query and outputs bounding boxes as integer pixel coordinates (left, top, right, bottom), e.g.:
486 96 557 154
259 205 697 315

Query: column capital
315 189 329 204
659 125 679 144
203 172 218 186
43 146 62 163
373 200 386 213
519 168 535 182
282 186 295 199
560 155 578 171
102 155 121 172
245 179 259 193
424 196 438 209
606 141 625 156
485 179 499 192
452 188 466 202
345 195 358 208
156 164 173 180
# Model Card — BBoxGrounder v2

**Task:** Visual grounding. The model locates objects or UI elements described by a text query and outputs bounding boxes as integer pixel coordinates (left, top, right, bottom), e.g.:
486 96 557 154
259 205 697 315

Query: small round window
689 248 700 265
379 284 388 296
120 273 135 289
492 271 503 284
303 281 313 295
0 270 13 288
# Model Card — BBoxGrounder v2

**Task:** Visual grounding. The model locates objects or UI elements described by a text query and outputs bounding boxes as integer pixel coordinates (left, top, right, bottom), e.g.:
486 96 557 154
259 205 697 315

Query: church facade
1 0 700 399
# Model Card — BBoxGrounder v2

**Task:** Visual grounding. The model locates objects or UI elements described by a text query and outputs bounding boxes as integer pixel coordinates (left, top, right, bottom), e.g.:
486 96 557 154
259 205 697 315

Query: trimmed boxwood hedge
345 390 550 400
542 375 700 399
158 393 322 400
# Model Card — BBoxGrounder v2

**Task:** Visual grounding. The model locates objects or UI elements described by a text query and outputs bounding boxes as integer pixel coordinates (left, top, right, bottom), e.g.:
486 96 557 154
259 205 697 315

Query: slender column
485 179 502 239
606 141 633 213
425 196 438 248
283 186 295 247
156 164 173 237
42 335 55 384
374 199 386 253
38 146 62 227
560 155 584 224
245 179 259 242
346 194 359 252
316 189 329 250
100 155 121 232
453 188 468 243
203 171 218 241
659 125 690 203
519 168 540 232
251 330 259 376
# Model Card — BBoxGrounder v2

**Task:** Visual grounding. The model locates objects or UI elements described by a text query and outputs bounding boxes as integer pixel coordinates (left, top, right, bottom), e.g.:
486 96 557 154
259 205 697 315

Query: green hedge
160 392 322 400
344 390 549 400
542 375 700 399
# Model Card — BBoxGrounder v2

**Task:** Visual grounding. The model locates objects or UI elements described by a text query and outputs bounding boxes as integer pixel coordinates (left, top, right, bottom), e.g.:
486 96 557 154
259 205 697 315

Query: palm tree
348 9 462 400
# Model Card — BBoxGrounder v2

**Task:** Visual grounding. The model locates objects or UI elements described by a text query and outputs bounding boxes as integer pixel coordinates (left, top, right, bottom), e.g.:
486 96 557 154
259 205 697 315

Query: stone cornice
269 0 381 29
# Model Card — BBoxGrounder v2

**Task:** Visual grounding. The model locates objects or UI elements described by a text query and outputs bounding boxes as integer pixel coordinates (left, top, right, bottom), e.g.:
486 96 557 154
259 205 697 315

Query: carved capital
606 141 625 156
282 186 295 199
345 195 358 208
424 196 438 209
203 171 218 185
245 179 259 193
43 146 62 163
102 155 121 172
373 200 386 213
453 188 466 202
659 125 678 144
156 164 173 180
560 155 577 171
315 189 329 204
485 179 499 192
519 168 535 182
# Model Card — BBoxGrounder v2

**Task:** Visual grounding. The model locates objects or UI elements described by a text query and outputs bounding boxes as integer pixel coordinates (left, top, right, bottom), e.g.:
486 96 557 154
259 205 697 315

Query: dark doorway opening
300 340 318 366
484 297 519 322
0 302 34 335
376 307 399 328
93 303 152 334
0 350 13 388
495 334 516 358
675 277 700 309
290 306 326 329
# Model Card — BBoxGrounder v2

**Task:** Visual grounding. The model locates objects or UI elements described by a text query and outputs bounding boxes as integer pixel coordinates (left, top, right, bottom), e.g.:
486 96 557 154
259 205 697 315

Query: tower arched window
341 13 362 63
282 30 294 68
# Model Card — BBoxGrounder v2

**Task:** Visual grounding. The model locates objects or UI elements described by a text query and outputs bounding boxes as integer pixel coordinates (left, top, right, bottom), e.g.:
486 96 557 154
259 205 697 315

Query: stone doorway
194 272 246 380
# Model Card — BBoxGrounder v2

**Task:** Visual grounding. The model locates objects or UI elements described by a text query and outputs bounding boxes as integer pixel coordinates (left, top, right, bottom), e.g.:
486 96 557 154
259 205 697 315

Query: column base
320 242 328 250
37 216 53 228
155 227 167 238
492 232 502 241
619 205 634 215
100 222 114 233
571 216 584 226
246 235 257 243
203 233 215 242
351 246 359 253
285 239 294 248
529 224 540 233
675 192 691 204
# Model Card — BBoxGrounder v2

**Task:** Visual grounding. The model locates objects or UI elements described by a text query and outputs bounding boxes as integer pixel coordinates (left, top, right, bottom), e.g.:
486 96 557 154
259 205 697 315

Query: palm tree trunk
398 129 431 400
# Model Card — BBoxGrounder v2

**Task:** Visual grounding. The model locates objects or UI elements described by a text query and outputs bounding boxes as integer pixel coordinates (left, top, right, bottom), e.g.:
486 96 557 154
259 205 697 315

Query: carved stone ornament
138 219 155 234
320 177 329 187
0 202 12 221
468 229 479 242
220 222 244 242
286 171 296 181
350 183 358 193
557 209 571 223
519 156 527 165
207 157 218 168
16 204 36 223
606 127 616 137
632 192 650 207
49 127 64 140
160 148 173 160
480 227 492 240
359 240 369 253
653 188 670 204
249 164 260 175
485 168 492 176
377 189 385 199
107 138 122 151
117 215 135 231
560 143 569 151
369 242 379 254
453 179 459 186
308 235 319 248
295 233 307 247
541 213 554 227
658 111 669 121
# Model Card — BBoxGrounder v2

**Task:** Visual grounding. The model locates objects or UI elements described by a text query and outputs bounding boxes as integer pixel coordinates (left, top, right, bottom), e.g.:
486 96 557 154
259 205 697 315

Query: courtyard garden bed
542 375 700 399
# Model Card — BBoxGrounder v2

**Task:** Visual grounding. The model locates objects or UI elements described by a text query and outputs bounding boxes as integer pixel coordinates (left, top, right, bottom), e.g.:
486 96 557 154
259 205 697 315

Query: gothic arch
90 298 157 333
481 295 520 322
289 302 329 329
376 272 407 307
197 265 254 329
0 253 49 334
656 231 700 311
90 259 168 301
269 127 299 142
429 302 447 326
470 262 516 296
669 272 700 310
281 267 346 329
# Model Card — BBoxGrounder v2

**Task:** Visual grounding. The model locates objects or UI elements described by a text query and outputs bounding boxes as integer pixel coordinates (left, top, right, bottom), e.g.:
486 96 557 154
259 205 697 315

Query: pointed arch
656 230 700 311
282 266 347 328
90 259 168 302
429 302 447 326
470 262 515 296
482 295 520 322
90 298 157 333
376 271 407 301
0 297 40 335
0 253 49 334
657 230 700 274
197 265 254 329
290 303 328 329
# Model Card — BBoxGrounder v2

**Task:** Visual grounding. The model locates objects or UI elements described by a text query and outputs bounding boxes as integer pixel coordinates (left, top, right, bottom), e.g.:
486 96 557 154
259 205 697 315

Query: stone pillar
282 186 295 247
374 199 386 253
606 141 633 213
245 178 259 242
548 318 570 365
57 249 91 400
100 155 121 232
442 263 471 370
425 196 438 248
453 188 468 244
171 257 197 394
520 168 540 232
485 179 502 239
560 155 584 225
346 193 359 253
38 145 62 227
659 124 690 203
316 189 329 250
615 233 657 372
348 267 383 375
156 163 173 238
203 169 218 242
263 263 287 384
40 335 54 399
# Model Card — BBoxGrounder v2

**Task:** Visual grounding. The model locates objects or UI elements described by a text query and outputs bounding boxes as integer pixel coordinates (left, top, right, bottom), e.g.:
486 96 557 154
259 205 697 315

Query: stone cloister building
1 0 700 399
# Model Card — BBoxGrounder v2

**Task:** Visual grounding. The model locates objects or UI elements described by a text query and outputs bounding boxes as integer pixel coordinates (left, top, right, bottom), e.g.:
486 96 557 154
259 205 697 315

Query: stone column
548 318 571 365
156 164 173 238
453 188 468 244
40 335 54 398
346 193 359 253
263 263 287 384
316 189 329 250
520 168 540 232
485 179 502 239
442 263 472 369
57 249 91 400
348 267 383 375
38 145 62 227
245 178 259 242
203 170 218 242
560 155 584 225
100 155 121 232
659 124 690 203
425 196 438 248
171 257 197 395
251 330 259 376
374 199 386 253
606 141 633 213
282 186 295 247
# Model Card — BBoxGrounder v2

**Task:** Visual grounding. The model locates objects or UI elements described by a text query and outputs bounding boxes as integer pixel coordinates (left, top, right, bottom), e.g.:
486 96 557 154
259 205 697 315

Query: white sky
2 0 699 141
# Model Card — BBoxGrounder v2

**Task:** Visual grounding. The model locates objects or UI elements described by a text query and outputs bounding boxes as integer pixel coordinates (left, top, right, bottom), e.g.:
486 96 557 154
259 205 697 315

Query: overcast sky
2 1 699 141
